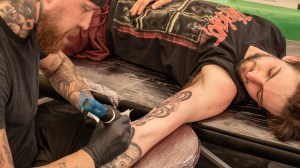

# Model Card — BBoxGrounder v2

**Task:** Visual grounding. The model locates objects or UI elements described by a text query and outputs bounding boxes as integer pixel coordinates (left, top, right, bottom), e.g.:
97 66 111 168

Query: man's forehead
90 0 107 7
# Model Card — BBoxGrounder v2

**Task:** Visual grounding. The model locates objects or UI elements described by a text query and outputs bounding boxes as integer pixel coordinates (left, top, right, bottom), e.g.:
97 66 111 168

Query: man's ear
282 56 300 63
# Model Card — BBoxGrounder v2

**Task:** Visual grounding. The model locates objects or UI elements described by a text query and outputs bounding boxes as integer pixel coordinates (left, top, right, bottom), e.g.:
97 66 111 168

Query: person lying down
63 0 300 167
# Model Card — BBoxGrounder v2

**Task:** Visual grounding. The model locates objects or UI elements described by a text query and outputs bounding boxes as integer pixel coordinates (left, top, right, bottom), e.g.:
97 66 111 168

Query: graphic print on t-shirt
112 0 252 49
199 6 252 46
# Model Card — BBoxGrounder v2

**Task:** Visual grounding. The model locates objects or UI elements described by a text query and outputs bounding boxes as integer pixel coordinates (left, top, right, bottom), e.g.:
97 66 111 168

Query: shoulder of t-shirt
251 15 286 58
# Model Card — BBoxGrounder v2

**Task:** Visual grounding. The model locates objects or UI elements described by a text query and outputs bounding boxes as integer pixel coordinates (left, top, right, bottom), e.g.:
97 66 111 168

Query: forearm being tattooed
132 91 192 126
101 142 142 168
101 91 192 168
40 51 92 110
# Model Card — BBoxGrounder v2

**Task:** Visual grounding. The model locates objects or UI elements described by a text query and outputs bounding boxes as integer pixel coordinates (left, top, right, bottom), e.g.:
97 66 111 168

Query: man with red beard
0 0 170 167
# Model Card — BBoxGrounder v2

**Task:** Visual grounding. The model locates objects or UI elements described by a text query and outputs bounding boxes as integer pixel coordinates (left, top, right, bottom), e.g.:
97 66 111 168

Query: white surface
242 0 299 9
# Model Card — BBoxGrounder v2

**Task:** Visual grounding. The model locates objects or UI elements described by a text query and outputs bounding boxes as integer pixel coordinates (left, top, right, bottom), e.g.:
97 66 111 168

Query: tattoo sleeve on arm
0 129 14 168
0 0 36 38
132 91 192 126
40 52 91 109
101 142 142 168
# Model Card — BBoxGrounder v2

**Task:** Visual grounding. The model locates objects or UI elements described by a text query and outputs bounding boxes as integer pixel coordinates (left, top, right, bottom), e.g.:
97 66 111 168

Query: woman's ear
282 56 300 63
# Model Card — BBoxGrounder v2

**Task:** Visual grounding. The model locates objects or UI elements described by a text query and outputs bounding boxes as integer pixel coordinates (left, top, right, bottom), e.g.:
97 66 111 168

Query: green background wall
207 0 300 42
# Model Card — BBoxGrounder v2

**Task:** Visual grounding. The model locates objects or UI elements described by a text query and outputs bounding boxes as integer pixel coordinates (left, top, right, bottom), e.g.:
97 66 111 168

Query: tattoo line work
132 91 192 126
0 0 36 38
43 52 90 108
101 142 142 168
58 162 67 168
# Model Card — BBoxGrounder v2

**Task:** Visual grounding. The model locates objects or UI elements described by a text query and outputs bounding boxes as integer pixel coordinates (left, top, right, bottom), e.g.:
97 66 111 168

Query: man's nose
246 71 265 85
78 13 93 30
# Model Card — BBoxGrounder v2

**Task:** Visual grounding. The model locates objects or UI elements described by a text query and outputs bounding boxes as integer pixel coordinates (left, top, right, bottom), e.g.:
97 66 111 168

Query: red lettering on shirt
199 6 252 46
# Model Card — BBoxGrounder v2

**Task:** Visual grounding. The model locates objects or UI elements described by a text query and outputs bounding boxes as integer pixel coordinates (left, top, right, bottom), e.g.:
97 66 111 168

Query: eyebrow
258 67 282 106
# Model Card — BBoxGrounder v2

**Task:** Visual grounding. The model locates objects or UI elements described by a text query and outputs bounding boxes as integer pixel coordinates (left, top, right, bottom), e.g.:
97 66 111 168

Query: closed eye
257 87 263 106
268 68 273 77
81 3 99 14
82 7 92 13
257 67 282 106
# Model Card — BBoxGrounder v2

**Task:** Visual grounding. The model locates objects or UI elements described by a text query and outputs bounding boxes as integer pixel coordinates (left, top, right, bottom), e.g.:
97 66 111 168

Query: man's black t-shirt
106 0 286 103
0 17 39 167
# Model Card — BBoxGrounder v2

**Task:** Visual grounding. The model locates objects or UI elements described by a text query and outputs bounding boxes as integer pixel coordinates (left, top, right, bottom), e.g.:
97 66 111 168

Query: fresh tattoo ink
101 142 142 168
132 91 192 126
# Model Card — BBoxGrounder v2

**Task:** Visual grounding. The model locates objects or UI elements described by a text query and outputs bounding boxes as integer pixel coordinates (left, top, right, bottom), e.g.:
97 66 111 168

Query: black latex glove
101 105 122 123
83 111 98 128
82 114 135 167
84 105 122 128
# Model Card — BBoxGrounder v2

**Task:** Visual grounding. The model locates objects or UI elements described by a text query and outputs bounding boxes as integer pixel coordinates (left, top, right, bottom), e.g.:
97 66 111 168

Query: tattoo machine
79 94 116 124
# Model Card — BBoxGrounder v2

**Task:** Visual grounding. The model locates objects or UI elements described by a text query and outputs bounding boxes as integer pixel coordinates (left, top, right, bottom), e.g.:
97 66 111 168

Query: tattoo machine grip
80 97 115 123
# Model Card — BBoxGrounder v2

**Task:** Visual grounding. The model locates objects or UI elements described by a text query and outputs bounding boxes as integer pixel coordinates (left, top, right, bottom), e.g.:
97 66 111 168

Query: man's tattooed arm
33 149 95 167
0 129 14 168
0 0 36 38
39 51 92 110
